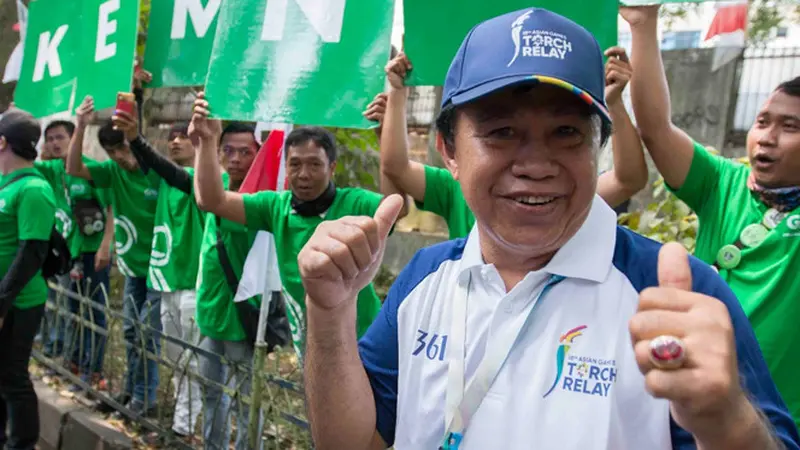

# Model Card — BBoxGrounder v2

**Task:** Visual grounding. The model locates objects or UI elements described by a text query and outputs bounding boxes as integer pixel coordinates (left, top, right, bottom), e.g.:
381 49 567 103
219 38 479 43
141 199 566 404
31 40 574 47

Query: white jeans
161 290 202 436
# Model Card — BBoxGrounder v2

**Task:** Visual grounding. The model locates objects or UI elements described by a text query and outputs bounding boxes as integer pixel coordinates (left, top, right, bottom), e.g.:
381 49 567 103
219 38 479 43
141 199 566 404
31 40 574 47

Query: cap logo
507 10 573 67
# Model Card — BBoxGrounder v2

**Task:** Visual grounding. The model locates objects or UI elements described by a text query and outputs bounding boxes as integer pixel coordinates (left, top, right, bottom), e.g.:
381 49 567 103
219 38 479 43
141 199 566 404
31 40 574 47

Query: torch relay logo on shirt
543 325 617 399
508 9 573 67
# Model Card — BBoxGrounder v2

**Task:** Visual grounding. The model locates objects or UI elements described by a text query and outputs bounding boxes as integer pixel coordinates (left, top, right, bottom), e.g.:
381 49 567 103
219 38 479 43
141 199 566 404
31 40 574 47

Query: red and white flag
234 123 293 302
3 0 28 84
704 2 748 48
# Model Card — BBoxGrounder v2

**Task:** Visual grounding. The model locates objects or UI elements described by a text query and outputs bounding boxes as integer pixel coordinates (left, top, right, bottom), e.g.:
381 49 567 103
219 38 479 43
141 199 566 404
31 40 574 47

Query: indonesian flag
704 2 748 48
233 123 293 303
3 0 28 84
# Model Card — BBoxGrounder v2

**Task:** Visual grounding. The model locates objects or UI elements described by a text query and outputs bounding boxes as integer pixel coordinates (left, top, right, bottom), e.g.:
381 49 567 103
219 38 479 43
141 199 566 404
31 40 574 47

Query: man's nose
510 142 560 180
757 126 779 147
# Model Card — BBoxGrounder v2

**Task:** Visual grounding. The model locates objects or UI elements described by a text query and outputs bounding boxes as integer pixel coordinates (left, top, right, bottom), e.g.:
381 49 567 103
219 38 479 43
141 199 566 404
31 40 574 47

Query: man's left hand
112 108 139 142
133 66 152 90
363 93 388 123
94 247 111 272
629 242 753 442
604 46 632 107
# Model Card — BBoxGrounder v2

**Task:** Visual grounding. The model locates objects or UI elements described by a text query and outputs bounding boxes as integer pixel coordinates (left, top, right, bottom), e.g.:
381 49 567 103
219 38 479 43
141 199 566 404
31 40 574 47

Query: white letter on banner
171 0 221 39
33 25 69 82
261 0 346 43
95 0 120 62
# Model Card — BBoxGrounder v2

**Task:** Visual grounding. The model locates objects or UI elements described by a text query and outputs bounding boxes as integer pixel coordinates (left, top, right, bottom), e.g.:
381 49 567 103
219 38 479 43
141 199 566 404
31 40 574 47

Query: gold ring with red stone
649 335 687 370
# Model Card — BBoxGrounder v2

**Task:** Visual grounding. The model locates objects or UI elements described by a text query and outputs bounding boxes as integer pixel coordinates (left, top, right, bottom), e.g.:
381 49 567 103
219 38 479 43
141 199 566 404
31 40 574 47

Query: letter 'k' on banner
204 0 394 129
14 0 140 118
403 0 618 86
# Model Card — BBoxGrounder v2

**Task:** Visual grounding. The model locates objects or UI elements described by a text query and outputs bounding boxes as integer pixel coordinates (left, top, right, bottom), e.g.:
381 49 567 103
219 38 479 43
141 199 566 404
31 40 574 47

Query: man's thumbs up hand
299 194 404 311
629 242 750 445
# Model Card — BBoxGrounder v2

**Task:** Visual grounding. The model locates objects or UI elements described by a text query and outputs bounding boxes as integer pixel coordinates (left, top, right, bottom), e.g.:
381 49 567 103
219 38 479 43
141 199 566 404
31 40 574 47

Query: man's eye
755 117 769 127
554 126 580 137
487 127 515 139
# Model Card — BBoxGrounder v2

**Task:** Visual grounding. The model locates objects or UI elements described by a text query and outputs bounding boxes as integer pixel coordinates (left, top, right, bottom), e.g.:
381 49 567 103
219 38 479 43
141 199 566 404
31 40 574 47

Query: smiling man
623 5 800 429
298 8 799 450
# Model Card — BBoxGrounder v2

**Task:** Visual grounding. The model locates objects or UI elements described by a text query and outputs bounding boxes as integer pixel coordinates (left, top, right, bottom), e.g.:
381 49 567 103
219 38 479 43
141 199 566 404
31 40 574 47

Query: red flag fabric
705 3 748 42
238 125 291 194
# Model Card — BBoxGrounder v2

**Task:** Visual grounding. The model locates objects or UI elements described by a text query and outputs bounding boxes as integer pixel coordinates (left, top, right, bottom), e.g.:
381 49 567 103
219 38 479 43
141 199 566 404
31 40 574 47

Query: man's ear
435 132 459 180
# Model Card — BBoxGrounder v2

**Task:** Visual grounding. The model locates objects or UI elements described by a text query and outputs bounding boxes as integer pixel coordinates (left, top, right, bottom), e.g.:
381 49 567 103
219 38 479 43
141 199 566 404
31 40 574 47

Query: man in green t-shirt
623 5 800 428
372 50 648 239
0 108 56 449
66 96 161 416
36 119 115 389
192 96 405 357
111 111 204 439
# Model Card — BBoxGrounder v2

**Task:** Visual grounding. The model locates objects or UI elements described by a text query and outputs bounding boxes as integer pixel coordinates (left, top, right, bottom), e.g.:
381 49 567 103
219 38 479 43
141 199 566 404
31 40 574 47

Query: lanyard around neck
440 272 566 450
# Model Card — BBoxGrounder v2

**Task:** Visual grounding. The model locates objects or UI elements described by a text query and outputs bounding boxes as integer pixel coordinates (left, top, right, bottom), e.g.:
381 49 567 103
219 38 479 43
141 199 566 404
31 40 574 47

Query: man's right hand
619 4 660 28
189 92 222 142
76 96 95 128
299 195 404 311
385 52 412 92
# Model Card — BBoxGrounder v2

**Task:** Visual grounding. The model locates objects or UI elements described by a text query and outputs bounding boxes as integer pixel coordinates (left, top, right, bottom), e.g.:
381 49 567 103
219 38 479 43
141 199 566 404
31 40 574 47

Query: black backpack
0 173 73 279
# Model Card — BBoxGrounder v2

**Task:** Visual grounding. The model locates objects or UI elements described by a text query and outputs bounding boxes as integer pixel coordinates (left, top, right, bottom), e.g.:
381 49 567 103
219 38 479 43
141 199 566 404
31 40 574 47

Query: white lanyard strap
442 274 566 448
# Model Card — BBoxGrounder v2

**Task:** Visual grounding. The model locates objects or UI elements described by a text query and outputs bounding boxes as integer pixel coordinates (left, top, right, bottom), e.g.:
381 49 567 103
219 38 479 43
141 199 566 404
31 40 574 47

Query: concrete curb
35 381 132 450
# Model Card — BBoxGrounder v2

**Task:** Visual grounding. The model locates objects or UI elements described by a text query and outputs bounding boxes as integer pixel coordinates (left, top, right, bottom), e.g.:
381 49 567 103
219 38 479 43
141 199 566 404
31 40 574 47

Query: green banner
15 0 139 117
403 0 619 86
204 0 393 128
143 0 220 87
14 0 80 117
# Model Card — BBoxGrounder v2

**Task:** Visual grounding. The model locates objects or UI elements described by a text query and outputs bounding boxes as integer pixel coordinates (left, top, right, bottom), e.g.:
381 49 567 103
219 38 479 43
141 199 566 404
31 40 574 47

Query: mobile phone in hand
115 92 135 115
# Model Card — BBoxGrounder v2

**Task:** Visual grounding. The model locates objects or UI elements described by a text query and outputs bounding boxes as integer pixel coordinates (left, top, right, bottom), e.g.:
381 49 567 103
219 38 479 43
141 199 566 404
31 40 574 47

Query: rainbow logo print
542 325 587 398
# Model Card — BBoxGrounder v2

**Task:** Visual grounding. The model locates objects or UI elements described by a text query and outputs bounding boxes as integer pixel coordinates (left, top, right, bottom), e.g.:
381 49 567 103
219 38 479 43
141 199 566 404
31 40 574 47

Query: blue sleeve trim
357 238 466 446
612 227 800 449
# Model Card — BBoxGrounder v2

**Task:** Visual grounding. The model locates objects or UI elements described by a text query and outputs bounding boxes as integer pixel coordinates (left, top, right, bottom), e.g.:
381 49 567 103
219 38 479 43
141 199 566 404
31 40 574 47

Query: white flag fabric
2 1 28 84
233 123 293 303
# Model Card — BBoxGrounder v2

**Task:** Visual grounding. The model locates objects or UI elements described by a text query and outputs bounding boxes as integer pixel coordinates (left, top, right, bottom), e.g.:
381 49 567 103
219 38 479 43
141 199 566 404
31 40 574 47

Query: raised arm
365 93 409 220
65 96 95 181
112 107 192 194
596 47 648 208
190 92 247 224
377 53 427 203
622 6 695 190
300 195 404 450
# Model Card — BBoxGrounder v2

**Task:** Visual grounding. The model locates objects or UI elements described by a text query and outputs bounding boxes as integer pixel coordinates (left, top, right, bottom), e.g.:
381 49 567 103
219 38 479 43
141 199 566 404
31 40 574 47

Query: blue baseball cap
442 8 610 124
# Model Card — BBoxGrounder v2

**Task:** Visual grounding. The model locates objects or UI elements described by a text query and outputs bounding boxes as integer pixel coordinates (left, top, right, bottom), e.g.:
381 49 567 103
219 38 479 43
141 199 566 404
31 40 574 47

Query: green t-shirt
87 160 160 278
669 141 800 428
148 168 206 292
242 188 384 346
34 160 73 242
416 165 475 239
196 174 259 341
36 158 109 256
0 168 56 309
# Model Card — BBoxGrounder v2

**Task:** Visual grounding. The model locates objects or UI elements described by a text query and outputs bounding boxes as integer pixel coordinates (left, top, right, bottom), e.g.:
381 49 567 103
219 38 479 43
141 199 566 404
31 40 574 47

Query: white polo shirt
358 196 797 449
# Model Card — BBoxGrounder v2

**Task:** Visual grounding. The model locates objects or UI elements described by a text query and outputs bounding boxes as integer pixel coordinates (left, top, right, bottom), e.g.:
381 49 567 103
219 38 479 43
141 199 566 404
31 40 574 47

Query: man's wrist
694 397 779 450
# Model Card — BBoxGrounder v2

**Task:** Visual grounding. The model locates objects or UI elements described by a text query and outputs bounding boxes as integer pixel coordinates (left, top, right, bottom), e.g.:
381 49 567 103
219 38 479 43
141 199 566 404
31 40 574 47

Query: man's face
746 89 800 188
168 130 195 167
220 132 258 185
104 144 139 171
443 84 598 256
286 141 335 201
44 125 71 160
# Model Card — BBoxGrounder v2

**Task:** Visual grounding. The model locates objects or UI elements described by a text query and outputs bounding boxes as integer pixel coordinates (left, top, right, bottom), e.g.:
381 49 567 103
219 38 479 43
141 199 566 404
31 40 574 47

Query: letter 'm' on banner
261 0 346 43
33 25 69 82
171 0 221 39
95 0 120 62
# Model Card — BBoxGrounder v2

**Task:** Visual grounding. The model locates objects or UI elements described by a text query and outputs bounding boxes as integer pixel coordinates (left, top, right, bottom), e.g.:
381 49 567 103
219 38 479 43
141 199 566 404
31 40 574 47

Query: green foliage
329 127 382 191
618 178 699 253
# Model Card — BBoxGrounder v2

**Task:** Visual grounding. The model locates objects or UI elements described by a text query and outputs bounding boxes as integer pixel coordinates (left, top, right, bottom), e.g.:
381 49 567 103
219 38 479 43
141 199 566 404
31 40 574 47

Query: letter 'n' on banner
15 0 140 117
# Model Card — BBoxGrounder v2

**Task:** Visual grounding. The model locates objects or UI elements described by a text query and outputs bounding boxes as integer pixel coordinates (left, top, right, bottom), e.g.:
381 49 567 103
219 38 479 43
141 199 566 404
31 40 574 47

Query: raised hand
629 242 748 441
619 4 660 28
363 93 388 124
188 92 222 142
299 194 404 311
75 96 96 128
112 105 139 142
385 52 412 91
604 46 632 107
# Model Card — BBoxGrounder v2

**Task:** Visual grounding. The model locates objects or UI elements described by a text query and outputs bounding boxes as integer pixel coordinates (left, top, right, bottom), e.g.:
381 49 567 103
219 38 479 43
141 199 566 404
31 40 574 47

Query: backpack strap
0 173 36 191
214 215 241 293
